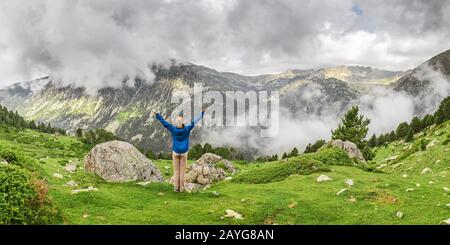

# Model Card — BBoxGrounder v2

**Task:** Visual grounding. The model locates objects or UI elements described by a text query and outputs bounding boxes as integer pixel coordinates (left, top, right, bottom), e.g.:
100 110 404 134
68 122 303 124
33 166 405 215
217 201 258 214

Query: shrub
233 158 329 184
0 145 41 173
0 164 58 224
313 147 356 166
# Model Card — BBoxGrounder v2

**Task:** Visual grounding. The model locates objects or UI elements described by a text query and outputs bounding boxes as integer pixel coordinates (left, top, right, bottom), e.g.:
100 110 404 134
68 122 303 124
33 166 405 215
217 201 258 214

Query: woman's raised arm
155 112 174 132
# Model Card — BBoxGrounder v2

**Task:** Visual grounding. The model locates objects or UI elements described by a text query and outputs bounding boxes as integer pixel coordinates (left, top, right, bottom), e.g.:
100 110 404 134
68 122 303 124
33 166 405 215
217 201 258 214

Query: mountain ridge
1 50 449 155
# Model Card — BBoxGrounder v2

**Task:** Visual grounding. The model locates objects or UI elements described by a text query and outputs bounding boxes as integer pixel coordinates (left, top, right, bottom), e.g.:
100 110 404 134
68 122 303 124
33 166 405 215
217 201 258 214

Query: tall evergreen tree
368 134 377 147
396 122 410 139
289 147 299 157
331 106 370 149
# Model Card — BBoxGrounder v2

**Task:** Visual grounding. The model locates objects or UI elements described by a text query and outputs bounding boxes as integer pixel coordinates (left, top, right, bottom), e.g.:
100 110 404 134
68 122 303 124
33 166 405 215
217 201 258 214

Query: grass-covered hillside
1 119 448 224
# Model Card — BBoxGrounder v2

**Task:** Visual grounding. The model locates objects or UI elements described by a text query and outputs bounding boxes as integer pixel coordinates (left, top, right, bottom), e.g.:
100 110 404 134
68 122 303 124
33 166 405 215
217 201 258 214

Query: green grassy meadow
0 121 449 224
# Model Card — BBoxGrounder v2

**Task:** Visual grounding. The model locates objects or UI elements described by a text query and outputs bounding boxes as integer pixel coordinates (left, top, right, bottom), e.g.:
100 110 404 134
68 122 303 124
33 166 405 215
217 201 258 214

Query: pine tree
405 129 414 142
289 147 299 157
388 130 396 142
189 144 203 159
282 152 288 159
410 116 422 134
434 96 450 124
331 106 370 149
304 139 326 153
157 152 165 160
146 150 156 160
368 134 377 147
396 122 410 139
203 143 213 154
421 114 435 128
76 128 83 138
271 154 278 161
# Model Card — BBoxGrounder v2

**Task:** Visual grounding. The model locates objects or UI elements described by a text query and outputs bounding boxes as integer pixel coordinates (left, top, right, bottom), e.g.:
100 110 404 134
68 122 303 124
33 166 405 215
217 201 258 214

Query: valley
1 119 448 224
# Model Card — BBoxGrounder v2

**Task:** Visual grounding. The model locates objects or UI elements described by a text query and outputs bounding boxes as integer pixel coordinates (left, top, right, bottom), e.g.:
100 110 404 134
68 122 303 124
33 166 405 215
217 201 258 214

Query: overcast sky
1 0 450 89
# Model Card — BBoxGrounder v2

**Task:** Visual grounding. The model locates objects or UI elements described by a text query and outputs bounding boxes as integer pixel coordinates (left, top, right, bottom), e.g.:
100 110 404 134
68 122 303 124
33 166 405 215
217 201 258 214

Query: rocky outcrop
173 153 236 190
196 153 236 174
324 139 365 162
185 163 227 185
84 140 163 183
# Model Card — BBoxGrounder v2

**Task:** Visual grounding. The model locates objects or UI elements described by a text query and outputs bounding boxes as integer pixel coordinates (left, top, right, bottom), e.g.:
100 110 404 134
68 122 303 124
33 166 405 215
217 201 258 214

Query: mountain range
0 50 449 155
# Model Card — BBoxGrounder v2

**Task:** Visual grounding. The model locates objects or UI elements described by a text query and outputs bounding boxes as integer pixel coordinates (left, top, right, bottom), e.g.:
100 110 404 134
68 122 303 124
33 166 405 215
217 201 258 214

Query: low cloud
1 0 450 89
201 66 449 156
359 87 415 135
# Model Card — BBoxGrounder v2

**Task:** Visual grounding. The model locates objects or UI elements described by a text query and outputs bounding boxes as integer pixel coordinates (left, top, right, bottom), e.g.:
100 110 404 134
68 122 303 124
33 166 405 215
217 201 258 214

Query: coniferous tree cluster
304 139 326 153
255 153 278 162
280 147 300 159
188 143 245 160
0 104 66 135
367 96 450 148
76 128 118 146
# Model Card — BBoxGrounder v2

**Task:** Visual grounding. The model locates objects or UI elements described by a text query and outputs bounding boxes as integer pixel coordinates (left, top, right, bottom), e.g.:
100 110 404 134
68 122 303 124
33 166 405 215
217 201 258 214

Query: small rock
185 183 204 192
348 196 357 203
426 140 436 149
71 186 98 194
53 173 64 179
224 209 243 220
416 183 421 187
224 176 233 181
428 181 435 184
446 203 450 207
377 164 387 169
0 159 9 165
82 213 89 219
444 187 450 192
64 180 78 187
405 188 415 192
440 218 450 225
396 211 404 219
241 198 246 202
137 181 157 186
421 167 432 175
316 174 332 182
64 163 77 173
401 174 408 178
336 188 348 195
164 165 170 170
158 192 164 196
211 191 220 197
386 155 398 161
288 201 297 209
345 179 354 187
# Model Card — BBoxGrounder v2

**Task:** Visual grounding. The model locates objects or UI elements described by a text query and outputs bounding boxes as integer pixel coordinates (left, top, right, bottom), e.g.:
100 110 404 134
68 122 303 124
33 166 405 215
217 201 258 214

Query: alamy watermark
169 83 279 137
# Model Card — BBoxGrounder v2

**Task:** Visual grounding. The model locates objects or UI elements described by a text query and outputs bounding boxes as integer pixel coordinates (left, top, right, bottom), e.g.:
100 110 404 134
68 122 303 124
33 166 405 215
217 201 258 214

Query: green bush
313 147 356 166
0 164 58 224
233 158 329 184
0 144 41 173
233 147 359 184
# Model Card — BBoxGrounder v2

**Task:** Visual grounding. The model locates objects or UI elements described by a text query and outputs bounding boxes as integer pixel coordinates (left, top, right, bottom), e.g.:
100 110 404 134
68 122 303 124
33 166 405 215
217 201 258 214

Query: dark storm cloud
0 0 449 89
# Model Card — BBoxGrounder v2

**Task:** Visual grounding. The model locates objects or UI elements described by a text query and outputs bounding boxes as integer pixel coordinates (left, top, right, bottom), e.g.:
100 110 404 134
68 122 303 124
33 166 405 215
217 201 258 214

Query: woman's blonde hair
174 116 185 128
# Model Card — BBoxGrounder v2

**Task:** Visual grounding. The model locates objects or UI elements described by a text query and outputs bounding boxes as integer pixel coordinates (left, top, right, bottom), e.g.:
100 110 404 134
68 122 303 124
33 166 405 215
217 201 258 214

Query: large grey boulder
84 140 163 182
324 139 365 162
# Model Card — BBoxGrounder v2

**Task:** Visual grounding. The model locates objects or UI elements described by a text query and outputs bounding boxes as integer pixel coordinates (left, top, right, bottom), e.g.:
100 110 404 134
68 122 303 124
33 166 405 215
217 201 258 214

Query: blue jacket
156 111 204 154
